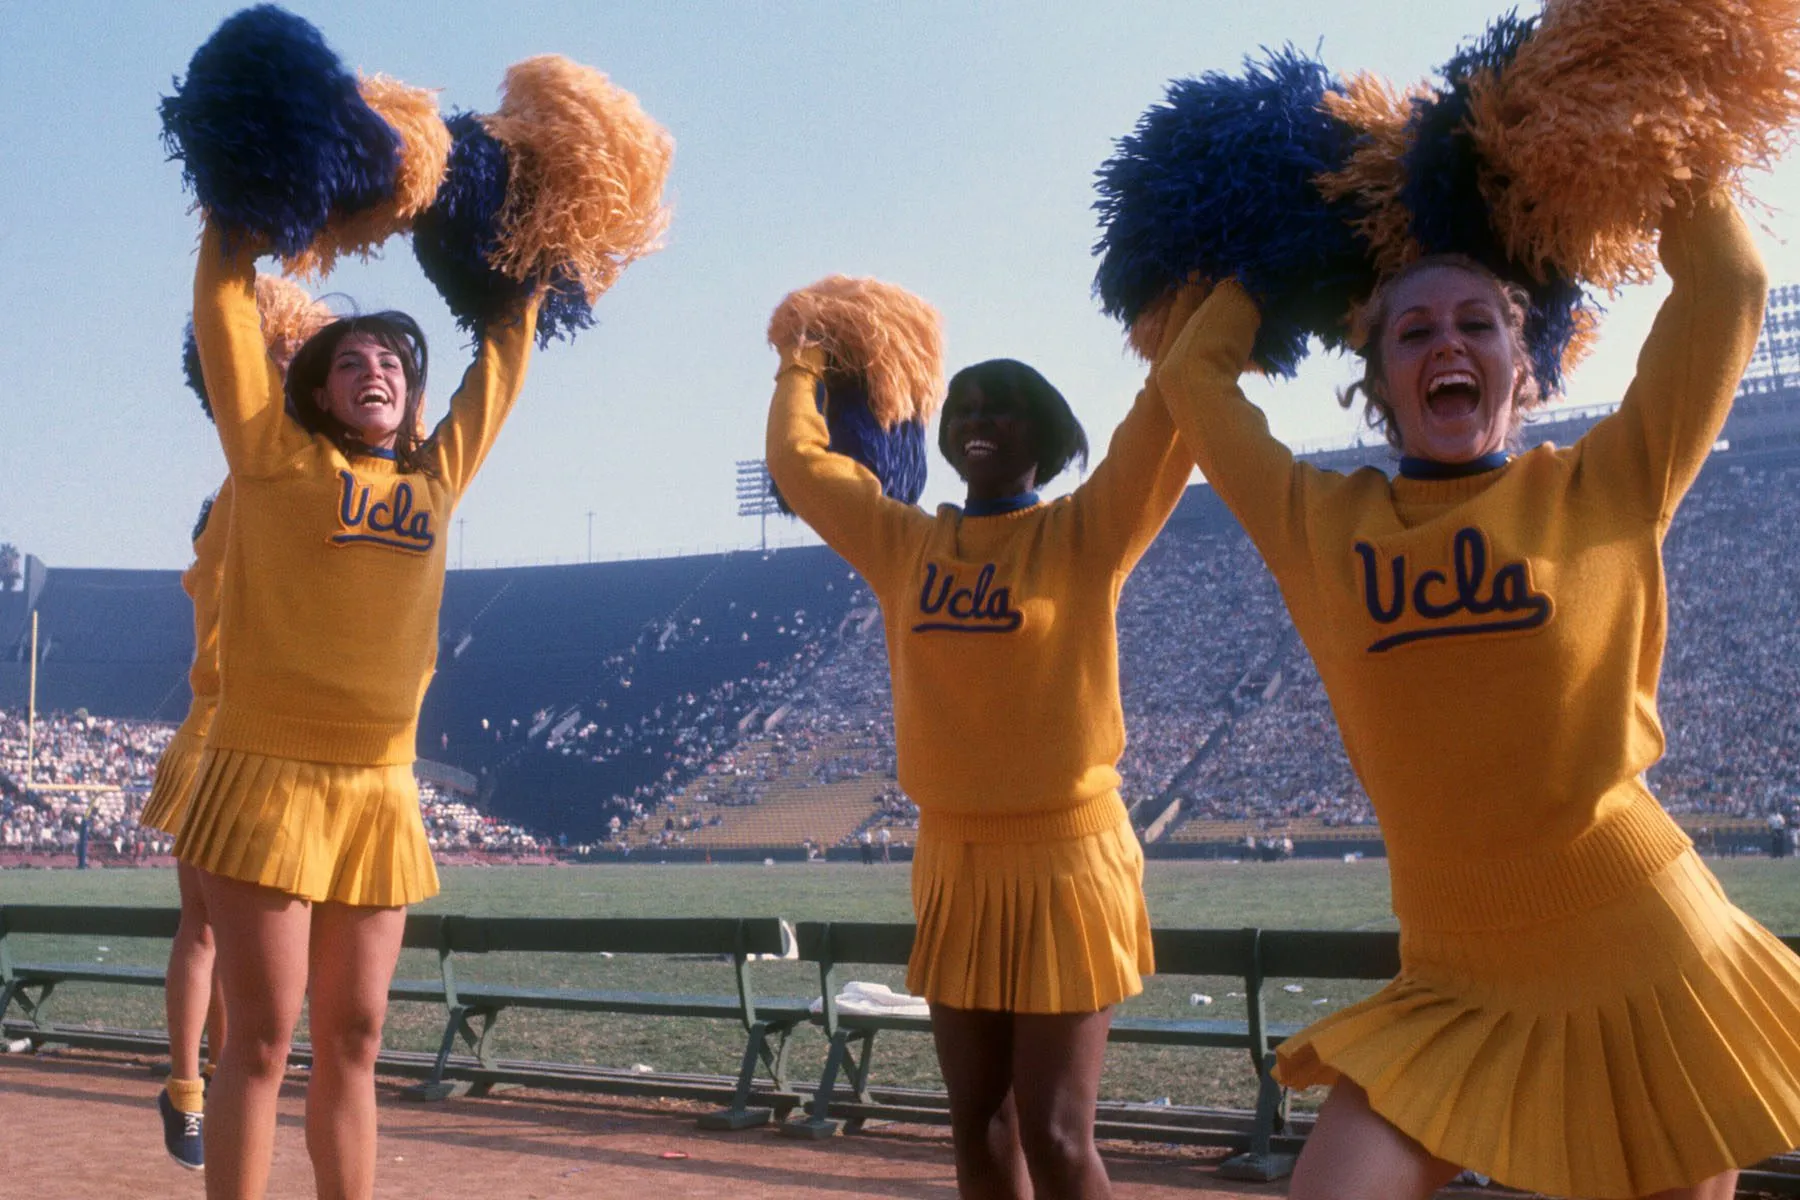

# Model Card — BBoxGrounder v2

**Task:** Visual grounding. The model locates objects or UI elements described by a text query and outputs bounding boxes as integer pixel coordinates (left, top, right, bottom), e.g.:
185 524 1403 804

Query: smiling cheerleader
1099 1 1800 1194
765 276 1202 1198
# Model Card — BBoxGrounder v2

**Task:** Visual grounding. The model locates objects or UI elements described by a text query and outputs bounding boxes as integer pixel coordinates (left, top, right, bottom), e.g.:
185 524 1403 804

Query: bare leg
932 1005 1030 1200
166 861 217 1082
303 902 406 1200
1010 1009 1115 1200
198 872 311 1200
1644 1171 1740 1200
1288 1078 1461 1200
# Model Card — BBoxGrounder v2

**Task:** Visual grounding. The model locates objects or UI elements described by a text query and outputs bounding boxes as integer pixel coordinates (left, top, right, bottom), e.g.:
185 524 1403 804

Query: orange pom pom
255 273 335 372
767 277 946 428
1318 72 1431 279
1471 0 1800 290
284 74 451 279
483 55 673 301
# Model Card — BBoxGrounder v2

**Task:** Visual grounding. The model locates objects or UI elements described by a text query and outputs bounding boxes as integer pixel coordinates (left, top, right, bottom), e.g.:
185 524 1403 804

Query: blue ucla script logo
1353 526 1549 653
912 562 1023 634
330 470 436 554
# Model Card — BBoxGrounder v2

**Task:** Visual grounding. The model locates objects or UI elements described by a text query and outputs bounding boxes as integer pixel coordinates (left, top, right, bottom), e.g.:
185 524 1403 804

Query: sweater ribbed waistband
918 791 1129 845
1389 795 1694 933
208 705 418 767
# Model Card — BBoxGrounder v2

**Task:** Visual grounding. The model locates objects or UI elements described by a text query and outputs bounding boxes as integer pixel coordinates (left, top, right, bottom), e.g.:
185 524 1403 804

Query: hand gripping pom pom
183 273 334 420
482 55 674 305
159 5 400 257
768 277 945 509
1470 0 1800 291
413 112 591 345
285 74 451 278
1093 48 1377 376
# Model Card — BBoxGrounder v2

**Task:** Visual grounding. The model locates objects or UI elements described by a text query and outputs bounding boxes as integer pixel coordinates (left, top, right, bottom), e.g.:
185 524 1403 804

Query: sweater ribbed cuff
1390 795 1693 933
918 791 1129 845
207 706 418 767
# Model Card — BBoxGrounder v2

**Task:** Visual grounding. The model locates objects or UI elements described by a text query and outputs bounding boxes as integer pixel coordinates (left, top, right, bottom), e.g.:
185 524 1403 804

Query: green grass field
6 858 1799 1110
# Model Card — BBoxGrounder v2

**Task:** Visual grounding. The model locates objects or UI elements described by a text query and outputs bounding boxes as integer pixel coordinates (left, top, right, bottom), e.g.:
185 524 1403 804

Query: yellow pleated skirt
139 728 207 837
907 791 1153 1014
1277 850 1800 1198
173 747 439 908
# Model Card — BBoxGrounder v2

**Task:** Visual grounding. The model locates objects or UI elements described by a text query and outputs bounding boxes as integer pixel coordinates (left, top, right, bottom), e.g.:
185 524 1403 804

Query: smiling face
314 333 411 450
940 381 1041 503
1377 266 1525 464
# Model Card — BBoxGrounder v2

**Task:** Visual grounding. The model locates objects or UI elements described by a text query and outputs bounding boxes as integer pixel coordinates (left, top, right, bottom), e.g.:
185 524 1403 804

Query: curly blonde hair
1339 254 1540 451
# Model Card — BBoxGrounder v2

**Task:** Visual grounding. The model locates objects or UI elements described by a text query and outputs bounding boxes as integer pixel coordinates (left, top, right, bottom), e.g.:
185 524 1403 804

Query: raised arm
1068 371 1193 574
427 296 543 496
764 345 926 591
1155 282 1321 571
1578 192 1769 522
191 223 306 476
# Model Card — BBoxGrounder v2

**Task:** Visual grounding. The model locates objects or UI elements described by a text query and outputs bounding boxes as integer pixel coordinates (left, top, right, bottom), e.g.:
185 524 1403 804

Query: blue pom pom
159 6 400 257
414 112 594 347
1401 11 1588 393
775 379 928 515
181 320 212 421
1094 48 1375 376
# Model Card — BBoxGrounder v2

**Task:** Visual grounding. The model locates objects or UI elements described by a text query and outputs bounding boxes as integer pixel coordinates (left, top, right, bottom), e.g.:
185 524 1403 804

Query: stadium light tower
1747 283 1800 391
736 460 781 553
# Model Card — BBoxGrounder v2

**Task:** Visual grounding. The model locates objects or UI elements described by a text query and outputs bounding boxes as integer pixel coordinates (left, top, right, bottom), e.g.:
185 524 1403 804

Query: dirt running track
0 1047 1340 1199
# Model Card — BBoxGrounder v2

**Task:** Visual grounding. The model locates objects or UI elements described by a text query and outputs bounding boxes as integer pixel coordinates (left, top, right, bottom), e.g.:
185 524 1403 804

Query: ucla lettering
912 562 1023 634
1353 527 1549 653
330 470 436 553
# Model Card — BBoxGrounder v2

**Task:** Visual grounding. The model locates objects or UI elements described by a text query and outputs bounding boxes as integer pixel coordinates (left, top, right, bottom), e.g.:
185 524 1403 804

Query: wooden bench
782 920 1400 1180
0 905 181 1034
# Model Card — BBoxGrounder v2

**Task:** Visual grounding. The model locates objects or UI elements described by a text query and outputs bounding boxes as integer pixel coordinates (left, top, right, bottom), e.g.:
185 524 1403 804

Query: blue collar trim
356 446 398 461
963 491 1040 517
1399 452 1508 480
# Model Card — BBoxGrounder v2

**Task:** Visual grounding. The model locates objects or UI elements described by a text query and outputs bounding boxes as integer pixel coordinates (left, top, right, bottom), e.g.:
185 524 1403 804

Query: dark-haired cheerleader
767 289 1201 1199
174 221 539 1200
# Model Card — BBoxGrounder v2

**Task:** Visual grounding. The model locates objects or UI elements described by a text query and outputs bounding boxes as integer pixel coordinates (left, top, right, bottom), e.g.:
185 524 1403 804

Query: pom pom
159 5 400 256
1093 49 1377 375
483 55 673 303
1471 0 1800 290
284 74 451 278
1317 73 1431 277
773 379 931 514
182 272 334 419
767 276 945 427
767 277 942 508
412 111 597 346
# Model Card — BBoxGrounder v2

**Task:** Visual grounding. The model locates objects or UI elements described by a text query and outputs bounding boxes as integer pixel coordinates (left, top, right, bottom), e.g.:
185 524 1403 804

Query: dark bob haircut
285 312 433 473
939 359 1089 488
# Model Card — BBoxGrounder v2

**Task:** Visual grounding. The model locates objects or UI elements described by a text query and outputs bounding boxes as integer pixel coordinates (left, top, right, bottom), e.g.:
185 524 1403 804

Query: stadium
7 285 1800 869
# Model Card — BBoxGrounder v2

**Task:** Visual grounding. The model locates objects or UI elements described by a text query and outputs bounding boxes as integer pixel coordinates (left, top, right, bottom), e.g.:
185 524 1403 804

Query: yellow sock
166 1076 205 1115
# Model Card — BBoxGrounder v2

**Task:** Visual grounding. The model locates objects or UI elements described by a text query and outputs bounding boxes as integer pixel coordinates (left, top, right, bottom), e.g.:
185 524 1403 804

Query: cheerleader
1153 191 1800 1199
766 291 1200 1198
175 220 539 1200
139 482 231 1171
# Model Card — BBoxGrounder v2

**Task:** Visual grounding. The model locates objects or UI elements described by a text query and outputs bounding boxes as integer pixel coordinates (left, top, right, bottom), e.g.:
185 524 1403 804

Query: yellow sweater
192 223 540 766
1155 195 1767 928
766 349 1192 822
173 477 232 742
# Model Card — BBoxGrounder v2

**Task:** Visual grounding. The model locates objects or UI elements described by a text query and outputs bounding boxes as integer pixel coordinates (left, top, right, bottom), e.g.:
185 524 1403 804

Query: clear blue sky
3 1 1796 569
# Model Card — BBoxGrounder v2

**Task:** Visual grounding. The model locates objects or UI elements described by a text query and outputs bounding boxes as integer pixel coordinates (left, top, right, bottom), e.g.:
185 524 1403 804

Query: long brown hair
285 312 436 475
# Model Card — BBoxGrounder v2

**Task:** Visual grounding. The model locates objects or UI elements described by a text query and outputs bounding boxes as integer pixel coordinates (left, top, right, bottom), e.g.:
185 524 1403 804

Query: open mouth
356 388 391 409
1425 370 1480 420
962 438 997 460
